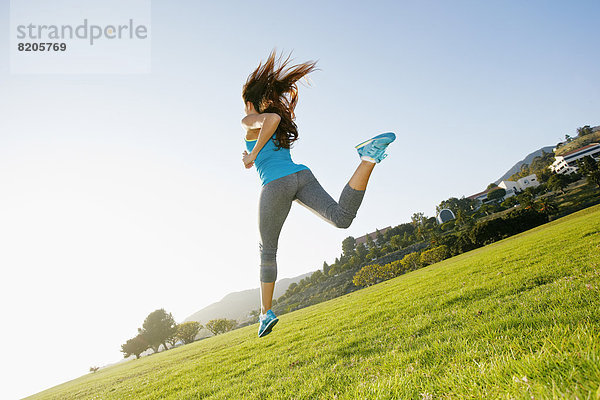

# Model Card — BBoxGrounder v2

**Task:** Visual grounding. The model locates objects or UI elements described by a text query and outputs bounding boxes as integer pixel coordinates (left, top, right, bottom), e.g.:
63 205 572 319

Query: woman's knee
335 218 353 229
259 244 278 282
336 219 352 229
332 209 355 229
260 265 277 283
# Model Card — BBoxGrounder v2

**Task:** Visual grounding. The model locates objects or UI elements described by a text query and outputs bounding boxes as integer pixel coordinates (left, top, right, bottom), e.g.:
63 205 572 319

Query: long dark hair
242 50 318 149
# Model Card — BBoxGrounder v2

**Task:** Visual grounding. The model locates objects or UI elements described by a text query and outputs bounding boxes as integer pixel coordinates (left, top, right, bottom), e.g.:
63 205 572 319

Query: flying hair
242 50 319 149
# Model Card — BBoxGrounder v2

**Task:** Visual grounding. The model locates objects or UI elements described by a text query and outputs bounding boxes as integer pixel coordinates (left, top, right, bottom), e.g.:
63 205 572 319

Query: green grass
27 206 600 399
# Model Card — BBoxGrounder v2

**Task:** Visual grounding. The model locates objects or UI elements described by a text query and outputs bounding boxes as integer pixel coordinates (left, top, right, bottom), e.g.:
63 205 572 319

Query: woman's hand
242 150 256 169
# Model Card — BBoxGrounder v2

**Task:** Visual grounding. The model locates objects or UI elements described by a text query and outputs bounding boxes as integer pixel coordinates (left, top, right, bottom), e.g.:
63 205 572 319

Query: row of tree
119 309 237 360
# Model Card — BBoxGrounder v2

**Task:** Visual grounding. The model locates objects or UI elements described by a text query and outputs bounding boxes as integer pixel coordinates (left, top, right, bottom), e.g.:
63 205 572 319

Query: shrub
420 245 449 265
352 262 399 288
400 252 422 271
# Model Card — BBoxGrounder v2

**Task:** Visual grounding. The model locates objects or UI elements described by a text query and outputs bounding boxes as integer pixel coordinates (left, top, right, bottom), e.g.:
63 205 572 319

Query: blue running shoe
258 309 279 338
355 132 396 163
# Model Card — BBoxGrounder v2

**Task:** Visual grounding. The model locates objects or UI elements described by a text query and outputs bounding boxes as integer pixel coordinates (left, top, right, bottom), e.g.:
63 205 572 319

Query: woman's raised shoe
258 309 279 338
355 132 396 163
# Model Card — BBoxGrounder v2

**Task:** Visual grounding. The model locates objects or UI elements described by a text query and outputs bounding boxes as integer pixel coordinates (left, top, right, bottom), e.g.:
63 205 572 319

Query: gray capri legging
259 168 366 283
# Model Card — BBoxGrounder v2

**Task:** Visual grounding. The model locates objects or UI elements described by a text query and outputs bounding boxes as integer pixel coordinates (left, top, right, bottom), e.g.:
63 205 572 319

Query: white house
498 174 540 198
550 143 600 174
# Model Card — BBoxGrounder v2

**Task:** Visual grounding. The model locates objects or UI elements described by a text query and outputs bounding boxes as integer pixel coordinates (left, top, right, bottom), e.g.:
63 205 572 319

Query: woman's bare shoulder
241 113 280 131
241 114 263 130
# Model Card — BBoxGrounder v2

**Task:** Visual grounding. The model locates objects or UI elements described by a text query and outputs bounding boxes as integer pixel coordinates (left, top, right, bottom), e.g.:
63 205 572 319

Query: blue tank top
245 133 309 186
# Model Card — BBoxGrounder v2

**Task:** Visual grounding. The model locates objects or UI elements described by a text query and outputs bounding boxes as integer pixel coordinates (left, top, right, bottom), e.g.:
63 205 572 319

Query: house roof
561 143 600 158
467 188 492 200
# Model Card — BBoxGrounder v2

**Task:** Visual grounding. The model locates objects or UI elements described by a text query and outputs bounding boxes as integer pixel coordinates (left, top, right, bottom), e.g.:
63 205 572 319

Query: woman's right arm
241 113 281 163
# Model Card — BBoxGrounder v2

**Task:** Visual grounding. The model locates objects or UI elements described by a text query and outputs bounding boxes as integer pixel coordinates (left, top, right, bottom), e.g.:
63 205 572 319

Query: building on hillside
354 226 392 246
467 188 493 205
436 209 455 225
466 174 539 207
497 174 540 198
550 143 600 174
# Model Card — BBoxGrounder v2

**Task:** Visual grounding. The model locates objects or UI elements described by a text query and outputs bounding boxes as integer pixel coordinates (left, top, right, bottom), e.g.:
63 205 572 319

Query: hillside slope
555 131 600 156
184 272 312 324
27 205 600 399
495 146 554 183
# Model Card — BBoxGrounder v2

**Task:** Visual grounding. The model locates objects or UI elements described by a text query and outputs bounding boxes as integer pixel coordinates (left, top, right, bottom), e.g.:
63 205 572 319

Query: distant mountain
495 146 554 183
184 272 313 325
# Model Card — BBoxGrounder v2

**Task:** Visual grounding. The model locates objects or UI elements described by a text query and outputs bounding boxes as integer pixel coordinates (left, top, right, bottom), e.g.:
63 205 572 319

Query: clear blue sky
1 1 599 398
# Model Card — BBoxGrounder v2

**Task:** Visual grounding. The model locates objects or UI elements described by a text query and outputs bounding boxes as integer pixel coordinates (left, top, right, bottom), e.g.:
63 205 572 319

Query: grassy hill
27 206 600 399
555 131 600 156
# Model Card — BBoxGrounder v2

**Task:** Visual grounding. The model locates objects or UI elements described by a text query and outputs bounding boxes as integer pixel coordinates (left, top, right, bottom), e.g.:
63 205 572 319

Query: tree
166 325 180 348
366 246 380 260
516 191 535 208
311 269 325 283
477 203 497 216
365 234 375 249
577 156 600 187
455 209 468 228
577 125 592 137
286 282 297 294
121 333 149 359
390 235 402 250
375 229 385 245
322 261 330 275
205 318 237 335
402 231 413 245
176 321 202 344
486 187 506 203
139 309 177 353
587 170 600 187
411 212 426 227
341 236 356 258
437 196 478 215
89 366 100 373
328 263 341 276
354 243 368 262
486 183 498 190
535 198 558 215
547 173 569 194
501 196 518 208
577 155 598 174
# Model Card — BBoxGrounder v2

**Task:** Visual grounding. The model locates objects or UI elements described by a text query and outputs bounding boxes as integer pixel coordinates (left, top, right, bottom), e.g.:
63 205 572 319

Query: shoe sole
258 318 279 338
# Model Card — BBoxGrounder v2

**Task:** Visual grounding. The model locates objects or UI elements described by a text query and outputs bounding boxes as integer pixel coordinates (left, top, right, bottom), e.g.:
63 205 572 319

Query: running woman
241 51 396 337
